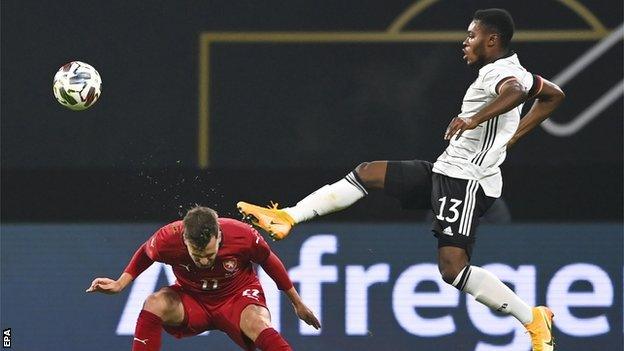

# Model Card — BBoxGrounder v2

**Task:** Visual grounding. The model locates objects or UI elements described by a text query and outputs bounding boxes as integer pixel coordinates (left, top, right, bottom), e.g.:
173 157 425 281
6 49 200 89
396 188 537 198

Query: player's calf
237 166 372 239
132 310 163 351
254 328 292 351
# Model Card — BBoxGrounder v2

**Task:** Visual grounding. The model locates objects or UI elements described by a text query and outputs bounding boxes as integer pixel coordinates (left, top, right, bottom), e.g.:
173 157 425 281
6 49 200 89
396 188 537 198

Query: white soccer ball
53 61 102 111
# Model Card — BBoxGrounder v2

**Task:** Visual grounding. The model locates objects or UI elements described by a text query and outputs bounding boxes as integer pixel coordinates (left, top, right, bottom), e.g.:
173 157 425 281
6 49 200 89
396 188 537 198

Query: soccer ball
53 61 102 111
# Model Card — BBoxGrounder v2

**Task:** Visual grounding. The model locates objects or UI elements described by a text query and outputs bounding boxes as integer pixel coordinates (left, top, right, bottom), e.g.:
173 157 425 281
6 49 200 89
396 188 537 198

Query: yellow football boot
237 201 295 240
524 306 555 351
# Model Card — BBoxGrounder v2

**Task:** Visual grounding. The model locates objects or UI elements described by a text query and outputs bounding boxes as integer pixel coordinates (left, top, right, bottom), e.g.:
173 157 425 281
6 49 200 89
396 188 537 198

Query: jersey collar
479 50 518 74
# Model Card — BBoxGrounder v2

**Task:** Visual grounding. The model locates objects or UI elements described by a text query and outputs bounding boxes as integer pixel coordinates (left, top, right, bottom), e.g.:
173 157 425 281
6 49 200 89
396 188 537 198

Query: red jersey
128 218 279 299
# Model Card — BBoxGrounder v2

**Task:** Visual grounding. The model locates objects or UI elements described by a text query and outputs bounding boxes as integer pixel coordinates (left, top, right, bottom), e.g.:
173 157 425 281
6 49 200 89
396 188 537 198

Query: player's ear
488 33 499 47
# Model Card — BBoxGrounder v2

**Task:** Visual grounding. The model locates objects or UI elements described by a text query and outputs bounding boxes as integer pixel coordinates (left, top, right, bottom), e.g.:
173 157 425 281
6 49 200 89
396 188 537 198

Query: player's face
184 231 221 269
462 20 489 67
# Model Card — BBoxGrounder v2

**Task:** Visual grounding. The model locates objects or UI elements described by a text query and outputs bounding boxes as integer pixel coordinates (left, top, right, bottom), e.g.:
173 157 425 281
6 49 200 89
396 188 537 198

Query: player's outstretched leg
439 247 554 351
237 161 387 240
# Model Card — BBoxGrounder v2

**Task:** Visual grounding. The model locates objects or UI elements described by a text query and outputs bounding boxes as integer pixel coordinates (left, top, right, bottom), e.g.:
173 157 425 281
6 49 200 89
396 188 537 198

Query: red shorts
163 283 268 350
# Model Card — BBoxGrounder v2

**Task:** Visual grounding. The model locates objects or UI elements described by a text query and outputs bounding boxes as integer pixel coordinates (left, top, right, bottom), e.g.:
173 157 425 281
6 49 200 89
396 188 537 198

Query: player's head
463 9 514 67
182 205 221 268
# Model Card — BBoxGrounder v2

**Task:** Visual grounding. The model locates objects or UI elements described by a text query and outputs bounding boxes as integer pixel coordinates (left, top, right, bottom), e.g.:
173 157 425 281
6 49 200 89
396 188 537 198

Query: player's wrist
116 272 134 291
290 297 305 308
284 287 303 305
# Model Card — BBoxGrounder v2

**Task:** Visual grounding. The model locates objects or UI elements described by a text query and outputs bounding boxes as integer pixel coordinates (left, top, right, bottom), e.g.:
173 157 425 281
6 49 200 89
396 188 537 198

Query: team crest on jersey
223 258 238 272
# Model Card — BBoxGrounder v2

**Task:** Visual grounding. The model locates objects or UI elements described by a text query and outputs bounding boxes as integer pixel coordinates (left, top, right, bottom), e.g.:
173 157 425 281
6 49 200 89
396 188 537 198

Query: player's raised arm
507 76 565 148
445 77 529 140
86 242 155 294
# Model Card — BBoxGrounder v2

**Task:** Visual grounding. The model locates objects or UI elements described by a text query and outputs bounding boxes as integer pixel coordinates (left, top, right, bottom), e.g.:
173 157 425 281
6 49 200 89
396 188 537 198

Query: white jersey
432 52 534 198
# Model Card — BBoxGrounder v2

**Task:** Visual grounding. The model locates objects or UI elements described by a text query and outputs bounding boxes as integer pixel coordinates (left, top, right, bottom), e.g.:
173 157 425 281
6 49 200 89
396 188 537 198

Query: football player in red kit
86 206 320 351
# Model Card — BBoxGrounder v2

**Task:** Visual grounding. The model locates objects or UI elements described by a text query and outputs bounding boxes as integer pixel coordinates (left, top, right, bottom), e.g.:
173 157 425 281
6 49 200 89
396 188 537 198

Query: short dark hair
183 205 219 248
473 8 514 48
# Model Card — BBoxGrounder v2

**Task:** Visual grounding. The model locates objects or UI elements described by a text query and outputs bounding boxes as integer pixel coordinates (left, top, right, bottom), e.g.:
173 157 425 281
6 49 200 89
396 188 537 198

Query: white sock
452 265 533 324
284 171 368 223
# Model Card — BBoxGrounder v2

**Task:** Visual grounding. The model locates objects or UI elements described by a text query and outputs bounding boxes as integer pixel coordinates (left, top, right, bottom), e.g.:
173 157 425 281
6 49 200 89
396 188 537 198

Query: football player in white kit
238 8 564 351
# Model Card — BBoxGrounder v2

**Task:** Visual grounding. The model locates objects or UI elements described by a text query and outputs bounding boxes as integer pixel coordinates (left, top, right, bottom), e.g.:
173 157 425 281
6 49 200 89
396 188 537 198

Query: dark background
1 0 622 222
1 2 623 351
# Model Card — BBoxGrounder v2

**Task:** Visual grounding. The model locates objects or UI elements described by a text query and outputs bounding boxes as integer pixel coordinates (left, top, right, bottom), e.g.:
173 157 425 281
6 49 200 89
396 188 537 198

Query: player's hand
86 277 123 294
292 302 321 330
444 116 477 140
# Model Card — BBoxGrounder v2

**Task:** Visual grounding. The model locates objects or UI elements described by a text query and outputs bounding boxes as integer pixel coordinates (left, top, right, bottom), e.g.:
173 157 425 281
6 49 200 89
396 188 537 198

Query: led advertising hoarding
1 223 621 350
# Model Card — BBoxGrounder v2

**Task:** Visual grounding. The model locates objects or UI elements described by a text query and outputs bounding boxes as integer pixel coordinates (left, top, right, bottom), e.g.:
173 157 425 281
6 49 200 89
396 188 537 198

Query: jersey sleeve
144 227 165 261
124 224 171 278
260 252 294 291
123 243 154 279
482 66 534 97
144 221 183 261
247 226 271 263
527 74 544 99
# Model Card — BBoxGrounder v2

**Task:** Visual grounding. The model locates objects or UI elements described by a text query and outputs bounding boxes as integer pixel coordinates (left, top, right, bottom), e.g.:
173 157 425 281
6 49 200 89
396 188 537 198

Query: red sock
254 328 292 351
132 310 163 351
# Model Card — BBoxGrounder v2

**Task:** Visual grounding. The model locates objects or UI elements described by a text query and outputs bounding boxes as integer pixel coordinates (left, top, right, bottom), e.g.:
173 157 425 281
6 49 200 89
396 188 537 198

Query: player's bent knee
439 266 460 285
143 288 182 320
240 304 272 341
354 161 385 189
438 260 463 285
354 162 369 178
143 293 166 314
438 246 469 284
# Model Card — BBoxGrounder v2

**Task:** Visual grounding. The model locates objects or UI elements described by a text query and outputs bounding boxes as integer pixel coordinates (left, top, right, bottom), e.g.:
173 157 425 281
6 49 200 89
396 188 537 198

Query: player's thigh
213 283 269 350
161 285 215 338
384 159 433 209
430 174 495 259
